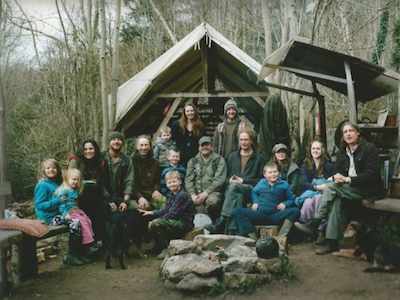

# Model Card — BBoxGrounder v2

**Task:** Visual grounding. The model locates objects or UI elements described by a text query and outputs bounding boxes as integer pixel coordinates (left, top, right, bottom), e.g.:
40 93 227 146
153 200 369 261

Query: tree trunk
99 0 109 149
261 0 273 57
110 0 122 129
149 0 178 44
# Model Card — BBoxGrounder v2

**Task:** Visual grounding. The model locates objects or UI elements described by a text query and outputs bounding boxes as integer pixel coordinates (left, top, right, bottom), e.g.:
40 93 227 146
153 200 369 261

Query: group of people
33 99 384 266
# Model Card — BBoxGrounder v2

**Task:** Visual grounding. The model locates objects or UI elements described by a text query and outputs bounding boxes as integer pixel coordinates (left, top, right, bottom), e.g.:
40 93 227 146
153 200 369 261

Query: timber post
344 61 357 124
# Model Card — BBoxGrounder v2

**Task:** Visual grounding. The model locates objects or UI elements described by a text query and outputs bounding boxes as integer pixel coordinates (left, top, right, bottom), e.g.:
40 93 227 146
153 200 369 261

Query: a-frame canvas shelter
115 22 306 137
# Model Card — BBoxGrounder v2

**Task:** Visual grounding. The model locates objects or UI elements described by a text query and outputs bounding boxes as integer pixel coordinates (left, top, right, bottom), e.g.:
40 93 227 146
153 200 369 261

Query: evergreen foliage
391 17 400 71
371 10 389 64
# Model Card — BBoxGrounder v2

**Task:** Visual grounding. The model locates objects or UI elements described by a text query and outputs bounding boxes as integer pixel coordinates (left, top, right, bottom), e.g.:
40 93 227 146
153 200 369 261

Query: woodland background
1 0 400 200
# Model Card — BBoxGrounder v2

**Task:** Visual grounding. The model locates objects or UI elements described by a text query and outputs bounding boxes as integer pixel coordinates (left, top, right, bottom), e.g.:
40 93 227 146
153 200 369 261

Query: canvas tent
115 22 295 136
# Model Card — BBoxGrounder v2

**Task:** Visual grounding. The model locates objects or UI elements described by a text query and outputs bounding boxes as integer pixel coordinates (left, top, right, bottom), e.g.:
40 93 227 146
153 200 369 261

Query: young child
139 171 194 254
231 162 300 240
160 149 186 196
153 126 177 168
34 159 63 224
55 168 95 265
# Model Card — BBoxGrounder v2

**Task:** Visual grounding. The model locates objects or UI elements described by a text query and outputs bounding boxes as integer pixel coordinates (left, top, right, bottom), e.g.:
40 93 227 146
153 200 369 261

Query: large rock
168 240 197 256
193 234 255 251
224 272 271 289
176 273 219 291
225 244 257 258
222 257 258 273
161 253 223 282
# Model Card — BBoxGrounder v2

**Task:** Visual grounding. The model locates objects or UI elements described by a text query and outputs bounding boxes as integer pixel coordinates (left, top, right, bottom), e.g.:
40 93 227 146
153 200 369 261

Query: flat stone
222 257 258 273
161 253 223 282
193 234 255 251
168 240 197 256
225 244 257 258
176 273 219 291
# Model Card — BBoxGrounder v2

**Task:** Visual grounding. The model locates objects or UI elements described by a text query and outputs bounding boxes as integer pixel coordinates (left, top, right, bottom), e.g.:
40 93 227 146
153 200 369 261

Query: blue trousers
232 207 300 236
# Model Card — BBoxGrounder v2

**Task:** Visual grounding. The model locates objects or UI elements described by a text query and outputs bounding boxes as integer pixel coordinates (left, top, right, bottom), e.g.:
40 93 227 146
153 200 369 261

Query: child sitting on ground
160 149 186 196
153 126 177 168
139 171 195 255
54 168 96 265
231 162 300 251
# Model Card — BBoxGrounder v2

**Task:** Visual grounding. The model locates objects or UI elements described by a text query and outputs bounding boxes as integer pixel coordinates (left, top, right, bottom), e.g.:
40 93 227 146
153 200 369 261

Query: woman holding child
294 140 334 231
171 102 205 166
68 139 107 243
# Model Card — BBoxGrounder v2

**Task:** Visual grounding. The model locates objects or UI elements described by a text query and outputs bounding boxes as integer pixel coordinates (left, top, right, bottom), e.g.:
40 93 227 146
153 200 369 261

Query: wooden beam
280 66 349 84
153 98 183 142
200 39 215 92
157 92 271 98
120 68 203 133
344 61 357 123
312 81 327 146
252 96 266 107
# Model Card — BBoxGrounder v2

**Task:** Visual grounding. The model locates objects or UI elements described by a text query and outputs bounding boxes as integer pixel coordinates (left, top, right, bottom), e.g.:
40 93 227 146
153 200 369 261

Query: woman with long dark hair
68 139 106 243
171 102 205 166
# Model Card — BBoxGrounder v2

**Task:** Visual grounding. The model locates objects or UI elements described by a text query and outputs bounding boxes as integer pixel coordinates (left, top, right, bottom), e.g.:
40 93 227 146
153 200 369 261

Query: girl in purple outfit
295 140 334 232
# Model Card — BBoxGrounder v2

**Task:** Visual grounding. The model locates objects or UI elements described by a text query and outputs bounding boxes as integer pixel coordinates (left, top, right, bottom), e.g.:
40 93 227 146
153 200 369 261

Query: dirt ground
6 243 400 300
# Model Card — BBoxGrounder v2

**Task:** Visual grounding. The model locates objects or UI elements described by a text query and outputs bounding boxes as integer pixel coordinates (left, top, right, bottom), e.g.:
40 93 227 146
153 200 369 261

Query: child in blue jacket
231 162 300 239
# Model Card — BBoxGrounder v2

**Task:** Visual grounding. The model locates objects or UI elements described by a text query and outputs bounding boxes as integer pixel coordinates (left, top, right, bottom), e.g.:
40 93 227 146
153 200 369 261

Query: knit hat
108 131 125 143
272 143 288 153
224 98 238 114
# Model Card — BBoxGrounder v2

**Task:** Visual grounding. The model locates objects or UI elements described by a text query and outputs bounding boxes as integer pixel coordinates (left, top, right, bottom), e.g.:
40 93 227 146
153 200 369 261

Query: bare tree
99 0 109 148
110 0 122 129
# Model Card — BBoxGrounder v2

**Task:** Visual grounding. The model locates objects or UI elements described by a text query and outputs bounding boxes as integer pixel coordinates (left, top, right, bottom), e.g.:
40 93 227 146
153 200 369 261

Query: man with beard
207 130 265 234
102 131 146 250
314 122 384 254
185 136 227 220
132 135 163 210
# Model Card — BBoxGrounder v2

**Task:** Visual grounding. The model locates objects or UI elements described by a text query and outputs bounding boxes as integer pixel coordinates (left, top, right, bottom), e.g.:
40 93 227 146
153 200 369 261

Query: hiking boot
79 255 94 264
294 221 313 236
314 231 326 246
315 239 339 255
204 217 226 234
63 254 85 266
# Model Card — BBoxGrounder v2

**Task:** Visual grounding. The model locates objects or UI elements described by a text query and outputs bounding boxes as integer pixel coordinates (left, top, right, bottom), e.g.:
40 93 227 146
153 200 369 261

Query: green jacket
185 152 227 195
280 161 304 197
102 151 134 204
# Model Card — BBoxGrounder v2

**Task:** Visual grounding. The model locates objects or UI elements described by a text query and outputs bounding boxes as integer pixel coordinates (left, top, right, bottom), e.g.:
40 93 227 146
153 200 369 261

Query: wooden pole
344 61 357 123
312 81 327 146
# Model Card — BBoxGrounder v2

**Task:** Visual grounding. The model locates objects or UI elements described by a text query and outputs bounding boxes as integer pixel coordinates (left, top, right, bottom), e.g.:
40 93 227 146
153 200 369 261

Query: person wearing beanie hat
102 131 147 252
213 98 253 159
108 131 125 143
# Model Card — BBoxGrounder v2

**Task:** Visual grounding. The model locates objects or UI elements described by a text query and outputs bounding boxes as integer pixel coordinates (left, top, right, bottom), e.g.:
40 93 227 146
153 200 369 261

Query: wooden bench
362 198 400 214
0 225 68 297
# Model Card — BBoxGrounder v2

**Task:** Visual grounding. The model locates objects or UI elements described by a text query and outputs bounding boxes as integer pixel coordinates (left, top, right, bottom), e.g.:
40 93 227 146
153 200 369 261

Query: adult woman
68 139 106 243
271 143 304 197
171 102 205 166
294 140 334 230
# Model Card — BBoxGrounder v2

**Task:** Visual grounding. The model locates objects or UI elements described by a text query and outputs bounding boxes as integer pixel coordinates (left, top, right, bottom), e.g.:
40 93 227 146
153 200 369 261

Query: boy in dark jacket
139 171 194 254
232 162 299 239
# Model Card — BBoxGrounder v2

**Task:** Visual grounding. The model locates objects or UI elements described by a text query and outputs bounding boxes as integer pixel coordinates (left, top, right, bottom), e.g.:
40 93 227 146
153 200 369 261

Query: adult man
314 122 383 254
210 129 265 233
102 131 146 246
132 135 163 210
213 99 251 159
185 136 227 220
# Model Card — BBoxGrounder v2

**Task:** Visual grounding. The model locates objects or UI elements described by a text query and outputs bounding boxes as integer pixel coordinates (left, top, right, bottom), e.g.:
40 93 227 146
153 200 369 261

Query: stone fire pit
160 234 286 293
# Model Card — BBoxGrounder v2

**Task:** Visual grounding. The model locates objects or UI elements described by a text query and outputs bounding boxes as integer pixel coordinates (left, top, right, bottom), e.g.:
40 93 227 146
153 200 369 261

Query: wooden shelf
359 126 398 133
